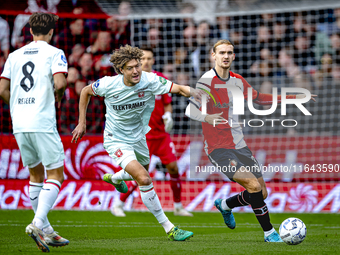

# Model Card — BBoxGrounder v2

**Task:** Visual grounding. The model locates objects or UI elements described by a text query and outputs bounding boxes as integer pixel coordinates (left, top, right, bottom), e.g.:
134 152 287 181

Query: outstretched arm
71 84 95 143
170 83 204 102
254 92 317 105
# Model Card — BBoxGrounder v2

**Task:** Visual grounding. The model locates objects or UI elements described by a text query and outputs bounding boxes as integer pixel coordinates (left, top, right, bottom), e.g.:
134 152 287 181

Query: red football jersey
146 70 172 139
195 68 296 153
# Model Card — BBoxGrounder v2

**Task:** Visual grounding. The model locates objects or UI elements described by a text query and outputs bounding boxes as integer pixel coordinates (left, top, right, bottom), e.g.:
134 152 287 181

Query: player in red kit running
111 47 193 217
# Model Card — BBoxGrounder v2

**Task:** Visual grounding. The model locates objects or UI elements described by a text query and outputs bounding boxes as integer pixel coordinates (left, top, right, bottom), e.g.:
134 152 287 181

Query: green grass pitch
0 210 339 254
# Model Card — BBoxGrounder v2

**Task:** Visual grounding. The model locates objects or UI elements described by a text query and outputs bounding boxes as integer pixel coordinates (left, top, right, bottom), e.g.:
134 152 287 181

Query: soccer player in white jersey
0 13 69 252
185 40 316 242
71 45 203 241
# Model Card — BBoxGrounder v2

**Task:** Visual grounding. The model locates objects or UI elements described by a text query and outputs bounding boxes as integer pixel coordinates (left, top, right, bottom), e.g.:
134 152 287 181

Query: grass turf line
0 210 339 254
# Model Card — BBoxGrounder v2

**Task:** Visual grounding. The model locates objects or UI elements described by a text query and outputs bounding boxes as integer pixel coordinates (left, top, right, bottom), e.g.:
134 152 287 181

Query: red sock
120 181 138 202
170 174 181 203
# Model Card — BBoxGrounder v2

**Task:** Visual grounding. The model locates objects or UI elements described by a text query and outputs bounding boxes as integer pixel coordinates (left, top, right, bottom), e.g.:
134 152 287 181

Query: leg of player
103 169 133 193
42 165 70 247
124 160 193 241
26 164 69 252
27 162 50 252
217 177 268 211
232 168 283 242
166 161 193 216
112 181 138 217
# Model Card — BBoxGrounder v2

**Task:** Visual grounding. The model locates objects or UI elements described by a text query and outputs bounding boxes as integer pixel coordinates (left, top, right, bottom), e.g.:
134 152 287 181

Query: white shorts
14 131 65 170
103 133 150 169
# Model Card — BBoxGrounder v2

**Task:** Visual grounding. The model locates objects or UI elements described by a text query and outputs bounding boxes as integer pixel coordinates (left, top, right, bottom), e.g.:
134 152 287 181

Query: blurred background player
112 47 193 217
0 13 69 252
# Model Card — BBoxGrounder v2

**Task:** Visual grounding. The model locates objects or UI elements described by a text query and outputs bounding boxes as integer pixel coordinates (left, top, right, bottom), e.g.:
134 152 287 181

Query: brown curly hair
110 45 144 75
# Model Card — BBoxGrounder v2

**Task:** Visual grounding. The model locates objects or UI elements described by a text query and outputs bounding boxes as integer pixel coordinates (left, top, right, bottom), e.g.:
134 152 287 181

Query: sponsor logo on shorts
230 159 238 167
138 92 144 98
159 76 167 85
114 149 123 158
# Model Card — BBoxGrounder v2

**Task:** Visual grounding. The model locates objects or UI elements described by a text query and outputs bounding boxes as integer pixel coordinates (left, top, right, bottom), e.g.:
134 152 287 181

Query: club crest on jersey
159 76 167 85
61 55 67 64
138 92 145 98
94 80 100 88
114 149 123 158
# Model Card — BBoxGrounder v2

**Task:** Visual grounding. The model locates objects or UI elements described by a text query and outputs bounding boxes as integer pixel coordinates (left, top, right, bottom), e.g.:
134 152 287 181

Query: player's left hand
191 88 208 103
71 123 86 143
162 112 173 132
296 94 317 102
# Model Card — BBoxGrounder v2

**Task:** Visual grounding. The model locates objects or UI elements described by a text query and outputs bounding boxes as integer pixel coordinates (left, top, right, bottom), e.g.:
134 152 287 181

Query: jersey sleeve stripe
0 76 10 80
91 84 97 96
197 81 211 87
196 83 211 92
52 72 68 76
169 82 173 93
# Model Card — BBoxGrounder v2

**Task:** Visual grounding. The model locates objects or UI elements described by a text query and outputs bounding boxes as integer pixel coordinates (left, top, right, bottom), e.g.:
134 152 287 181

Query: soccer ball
279 217 307 245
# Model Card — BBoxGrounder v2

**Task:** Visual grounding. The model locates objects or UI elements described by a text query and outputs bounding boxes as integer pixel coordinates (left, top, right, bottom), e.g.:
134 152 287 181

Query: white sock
174 202 183 209
221 199 231 211
114 199 124 207
43 225 54 234
29 182 51 229
34 180 61 229
139 183 174 233
111 170 134 184
264 228 276 237
162 220 175 234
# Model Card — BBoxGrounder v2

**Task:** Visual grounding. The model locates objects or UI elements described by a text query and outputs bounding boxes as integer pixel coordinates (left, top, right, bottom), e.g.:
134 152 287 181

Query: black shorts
208 146 262 182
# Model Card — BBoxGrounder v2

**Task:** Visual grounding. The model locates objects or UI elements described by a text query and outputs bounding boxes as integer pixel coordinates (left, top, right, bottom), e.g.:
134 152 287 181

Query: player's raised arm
71 84 95 143
240 75 317 105
252 91 317 105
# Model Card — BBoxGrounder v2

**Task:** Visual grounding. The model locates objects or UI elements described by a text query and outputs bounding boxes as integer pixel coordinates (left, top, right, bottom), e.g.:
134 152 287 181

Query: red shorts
147 133 177 165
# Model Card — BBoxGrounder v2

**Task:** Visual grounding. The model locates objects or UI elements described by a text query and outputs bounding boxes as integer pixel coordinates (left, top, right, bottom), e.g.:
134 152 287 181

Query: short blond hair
213 40 234 53
110 45 144 74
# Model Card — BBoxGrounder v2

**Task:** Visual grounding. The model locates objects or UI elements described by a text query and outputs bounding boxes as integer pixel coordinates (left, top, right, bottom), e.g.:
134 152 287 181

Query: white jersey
91 71 173 143
0 40 68 134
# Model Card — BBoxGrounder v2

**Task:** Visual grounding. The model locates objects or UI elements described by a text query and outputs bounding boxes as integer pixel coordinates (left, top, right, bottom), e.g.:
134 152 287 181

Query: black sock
249 190 273 232
225 190 250 209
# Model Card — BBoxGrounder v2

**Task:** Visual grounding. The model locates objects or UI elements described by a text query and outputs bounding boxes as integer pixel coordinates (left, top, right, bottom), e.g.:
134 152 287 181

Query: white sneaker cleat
174 207 193 217
25 223 50 253
44 231 69 247
111 205 126 217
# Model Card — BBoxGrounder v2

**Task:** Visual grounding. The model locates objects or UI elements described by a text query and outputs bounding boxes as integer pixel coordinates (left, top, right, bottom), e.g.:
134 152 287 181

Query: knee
262 188 268 200
244 179 262 193
137 175 152 186
166 161 178 174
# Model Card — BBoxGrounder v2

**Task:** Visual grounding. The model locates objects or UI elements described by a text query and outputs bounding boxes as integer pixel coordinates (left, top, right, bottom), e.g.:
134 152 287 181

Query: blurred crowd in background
0 0 339 135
